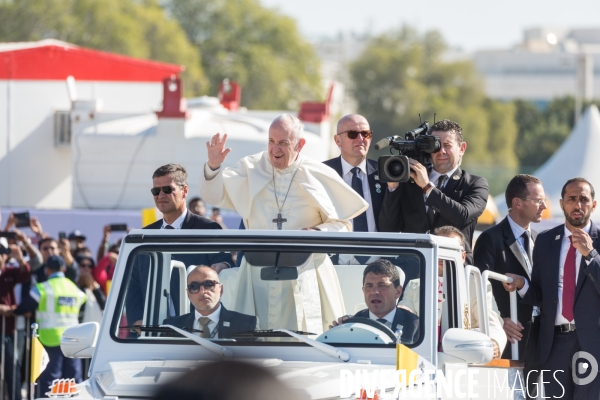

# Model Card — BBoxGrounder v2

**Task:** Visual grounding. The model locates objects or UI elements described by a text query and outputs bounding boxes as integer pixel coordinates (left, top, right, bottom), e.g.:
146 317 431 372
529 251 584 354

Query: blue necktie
351 167 368 232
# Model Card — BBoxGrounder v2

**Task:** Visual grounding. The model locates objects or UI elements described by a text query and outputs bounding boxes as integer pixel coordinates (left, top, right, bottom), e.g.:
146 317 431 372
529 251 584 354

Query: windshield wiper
273 329 350 362
160 324 233 358
232 329 316 338
122 325 203 335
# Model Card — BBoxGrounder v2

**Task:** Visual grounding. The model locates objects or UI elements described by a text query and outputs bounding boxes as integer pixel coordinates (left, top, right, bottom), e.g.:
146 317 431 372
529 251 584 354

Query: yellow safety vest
36 277 87 347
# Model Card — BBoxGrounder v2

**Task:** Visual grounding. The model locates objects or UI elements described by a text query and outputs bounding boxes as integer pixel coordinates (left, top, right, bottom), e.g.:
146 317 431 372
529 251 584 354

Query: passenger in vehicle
330 259 419 344
199 114 368 333
398 226 506 358
163 265 257 339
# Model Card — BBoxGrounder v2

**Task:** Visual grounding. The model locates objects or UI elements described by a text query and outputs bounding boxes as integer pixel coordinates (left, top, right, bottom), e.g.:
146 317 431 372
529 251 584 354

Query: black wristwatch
584 248 598 261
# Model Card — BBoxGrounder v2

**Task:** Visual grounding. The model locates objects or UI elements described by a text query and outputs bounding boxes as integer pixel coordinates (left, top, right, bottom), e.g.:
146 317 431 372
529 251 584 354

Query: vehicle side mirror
60 322 99 358
441 328 493 364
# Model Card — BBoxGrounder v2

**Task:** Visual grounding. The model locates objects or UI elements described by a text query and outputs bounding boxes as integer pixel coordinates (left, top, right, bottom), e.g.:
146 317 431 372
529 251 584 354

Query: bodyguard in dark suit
324 114 384 232
330 259 419 344
474 174 546 398
379 120 488 264
163 265 257 338
125 164 233 326
505 178 600 399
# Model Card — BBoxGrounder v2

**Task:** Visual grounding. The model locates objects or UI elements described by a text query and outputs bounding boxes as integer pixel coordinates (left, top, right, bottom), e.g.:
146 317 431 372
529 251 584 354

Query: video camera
374 121 441 182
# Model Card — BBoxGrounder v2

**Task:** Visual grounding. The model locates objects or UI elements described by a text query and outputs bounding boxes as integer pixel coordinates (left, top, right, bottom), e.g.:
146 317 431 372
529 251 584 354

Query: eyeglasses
40 247 57 251
337 130 373 139
187 280 220 293
150 186 177 196
520 198 547 206
79 263 93 269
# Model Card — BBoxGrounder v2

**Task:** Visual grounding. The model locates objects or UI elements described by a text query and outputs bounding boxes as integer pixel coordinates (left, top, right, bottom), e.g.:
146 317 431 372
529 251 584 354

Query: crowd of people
1 111 599 399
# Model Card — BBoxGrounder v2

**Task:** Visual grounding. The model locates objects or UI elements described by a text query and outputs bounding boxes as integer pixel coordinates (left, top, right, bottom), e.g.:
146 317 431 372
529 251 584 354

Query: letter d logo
572 351 598 386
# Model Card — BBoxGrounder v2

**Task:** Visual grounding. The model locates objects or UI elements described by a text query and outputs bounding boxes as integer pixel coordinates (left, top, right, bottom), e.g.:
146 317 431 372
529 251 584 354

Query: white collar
194 303 221 324
564 221 591 238
507 214 530 240
429 165 459 185
162 207 187 229
369 308 396 324
274 154 303 174
340 156 367 177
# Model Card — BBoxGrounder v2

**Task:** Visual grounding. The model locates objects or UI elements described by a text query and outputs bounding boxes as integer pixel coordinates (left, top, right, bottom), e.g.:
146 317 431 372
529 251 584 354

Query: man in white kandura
199 114 368 333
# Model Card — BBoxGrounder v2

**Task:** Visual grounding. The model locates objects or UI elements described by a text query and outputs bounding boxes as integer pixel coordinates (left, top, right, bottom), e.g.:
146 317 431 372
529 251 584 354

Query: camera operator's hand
408 159 430 189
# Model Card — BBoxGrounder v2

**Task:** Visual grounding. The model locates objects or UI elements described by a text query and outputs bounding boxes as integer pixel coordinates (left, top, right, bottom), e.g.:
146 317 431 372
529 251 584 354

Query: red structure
218 79 241 111
0 40 183 81
156 76 187 119
298 83 334 123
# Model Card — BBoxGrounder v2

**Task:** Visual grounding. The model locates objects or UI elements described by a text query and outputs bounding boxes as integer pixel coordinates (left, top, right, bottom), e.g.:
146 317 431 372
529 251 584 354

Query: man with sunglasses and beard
125 164 233 327
163 265 257 339
379 119 488 265
324 114 384 233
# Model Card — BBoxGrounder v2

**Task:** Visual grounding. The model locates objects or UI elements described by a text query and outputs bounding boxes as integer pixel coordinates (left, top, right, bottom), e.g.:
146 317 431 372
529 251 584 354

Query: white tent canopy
495 104 600 221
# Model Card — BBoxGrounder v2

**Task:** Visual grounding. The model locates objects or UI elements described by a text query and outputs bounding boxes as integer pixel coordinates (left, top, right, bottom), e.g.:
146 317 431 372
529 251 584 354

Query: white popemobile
49 230 524 400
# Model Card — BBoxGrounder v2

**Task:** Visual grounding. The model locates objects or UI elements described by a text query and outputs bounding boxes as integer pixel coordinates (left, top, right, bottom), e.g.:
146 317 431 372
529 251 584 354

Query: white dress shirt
507 215 534 276
369 308 397 330
425 166 459 212
161 207 187 229
193 304 221 338
340 157 376 232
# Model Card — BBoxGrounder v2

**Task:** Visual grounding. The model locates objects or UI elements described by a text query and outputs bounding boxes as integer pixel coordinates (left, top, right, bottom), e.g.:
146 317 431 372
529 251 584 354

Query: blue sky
260 0 600 52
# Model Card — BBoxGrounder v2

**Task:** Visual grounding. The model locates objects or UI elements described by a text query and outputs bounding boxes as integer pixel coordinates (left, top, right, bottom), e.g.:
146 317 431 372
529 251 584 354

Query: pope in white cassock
199 114 368 333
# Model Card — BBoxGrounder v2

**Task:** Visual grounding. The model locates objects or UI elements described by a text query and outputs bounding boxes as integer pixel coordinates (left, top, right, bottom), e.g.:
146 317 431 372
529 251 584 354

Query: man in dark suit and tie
126 163 233 326
330 259 419 344
324 114 384 232
504 177 600 398
163 265 257 338
378 119 488 264
474 174 546 398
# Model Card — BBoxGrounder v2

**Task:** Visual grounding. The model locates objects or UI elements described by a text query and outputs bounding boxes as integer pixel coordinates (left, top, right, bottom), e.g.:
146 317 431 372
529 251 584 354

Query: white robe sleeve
199 163 236 209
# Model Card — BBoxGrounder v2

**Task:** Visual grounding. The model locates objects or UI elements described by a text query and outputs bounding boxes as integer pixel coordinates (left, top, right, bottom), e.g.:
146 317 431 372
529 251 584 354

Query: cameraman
378 119 488 264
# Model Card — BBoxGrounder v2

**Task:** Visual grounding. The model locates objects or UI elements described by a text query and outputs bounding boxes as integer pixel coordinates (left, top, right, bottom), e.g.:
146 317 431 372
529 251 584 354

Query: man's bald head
187 265 219 282
335 114 372 166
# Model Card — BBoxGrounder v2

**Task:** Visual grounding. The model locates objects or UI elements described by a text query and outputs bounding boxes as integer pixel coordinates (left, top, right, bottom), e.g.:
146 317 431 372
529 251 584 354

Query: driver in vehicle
163 265 257 339
330 259 419 343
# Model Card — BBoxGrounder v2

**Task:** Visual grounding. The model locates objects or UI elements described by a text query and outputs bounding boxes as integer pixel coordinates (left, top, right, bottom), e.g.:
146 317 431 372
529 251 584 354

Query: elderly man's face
186 266 223 315
362 272 402 319
268 122 305 170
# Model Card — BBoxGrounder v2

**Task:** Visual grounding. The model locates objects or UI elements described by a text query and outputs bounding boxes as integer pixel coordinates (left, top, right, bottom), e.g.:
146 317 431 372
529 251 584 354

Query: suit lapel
502 218 531 278
430 168 462 227
181 211 194 229
575 222 600 299
547 225 564 301
366 159 383 228
331 156 344 178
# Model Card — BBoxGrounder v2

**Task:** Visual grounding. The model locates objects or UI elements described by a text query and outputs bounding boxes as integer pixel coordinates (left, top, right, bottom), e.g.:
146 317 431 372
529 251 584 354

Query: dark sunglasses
187 280 220 294
79 263 94 269
337 129 373 139
150 186 177 196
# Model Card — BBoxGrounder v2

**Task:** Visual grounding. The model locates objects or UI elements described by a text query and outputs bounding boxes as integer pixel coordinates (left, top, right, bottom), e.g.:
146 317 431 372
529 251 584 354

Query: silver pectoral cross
273 213 287 230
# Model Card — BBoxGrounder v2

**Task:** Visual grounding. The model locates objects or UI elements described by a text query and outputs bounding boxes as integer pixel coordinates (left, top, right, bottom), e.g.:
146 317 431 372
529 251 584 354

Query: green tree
0 0 207 96
350 26 518 177
165 0 322 109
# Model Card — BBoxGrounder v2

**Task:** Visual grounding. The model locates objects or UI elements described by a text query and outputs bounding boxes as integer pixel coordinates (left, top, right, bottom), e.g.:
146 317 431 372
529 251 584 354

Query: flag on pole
31 336 49 382
396 343 419 386
141 207 159 227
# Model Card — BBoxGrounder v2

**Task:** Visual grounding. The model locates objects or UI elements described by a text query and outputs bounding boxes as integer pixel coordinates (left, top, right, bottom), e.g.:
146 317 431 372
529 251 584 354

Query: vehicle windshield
111 243 425 348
